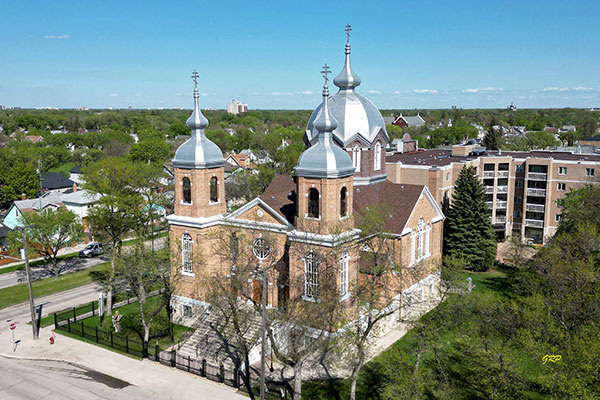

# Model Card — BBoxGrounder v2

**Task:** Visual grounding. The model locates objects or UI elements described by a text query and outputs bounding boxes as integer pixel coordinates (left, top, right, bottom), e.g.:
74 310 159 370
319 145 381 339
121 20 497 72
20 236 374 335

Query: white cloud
368 90 381 94
393 90 402 94
44 34 69 40
543 87 569 92
462 87 504 93
413 89 438 94
271 92 293 96
572 86 598 91
109 93 119 97
301 91 313 95
201 93 207 97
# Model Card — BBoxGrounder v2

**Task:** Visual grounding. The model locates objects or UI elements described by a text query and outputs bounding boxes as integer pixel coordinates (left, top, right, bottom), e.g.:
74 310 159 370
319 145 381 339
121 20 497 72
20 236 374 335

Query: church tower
172 70 226 219
305 25 390 186
295 65 355 235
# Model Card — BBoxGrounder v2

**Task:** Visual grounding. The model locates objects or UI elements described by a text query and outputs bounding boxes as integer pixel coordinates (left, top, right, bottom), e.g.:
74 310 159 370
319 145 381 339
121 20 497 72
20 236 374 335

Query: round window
252 238 270 260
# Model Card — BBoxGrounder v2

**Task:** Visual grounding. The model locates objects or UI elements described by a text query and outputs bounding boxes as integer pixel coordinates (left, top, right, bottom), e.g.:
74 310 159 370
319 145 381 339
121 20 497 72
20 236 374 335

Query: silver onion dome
295 65 354 179
172 71 225 169
305 25 389 147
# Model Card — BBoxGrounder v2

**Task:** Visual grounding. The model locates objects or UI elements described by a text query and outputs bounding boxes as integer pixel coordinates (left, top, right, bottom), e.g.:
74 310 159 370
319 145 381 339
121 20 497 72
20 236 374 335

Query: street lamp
1 228 39 340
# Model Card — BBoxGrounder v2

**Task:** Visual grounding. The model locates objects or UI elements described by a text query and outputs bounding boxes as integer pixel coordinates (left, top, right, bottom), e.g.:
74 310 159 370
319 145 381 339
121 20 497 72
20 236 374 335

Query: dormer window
210 176 218 203
182 177 191 204
374 142 382 171
340 187 347 218
308 188 319 218
352 145 361 172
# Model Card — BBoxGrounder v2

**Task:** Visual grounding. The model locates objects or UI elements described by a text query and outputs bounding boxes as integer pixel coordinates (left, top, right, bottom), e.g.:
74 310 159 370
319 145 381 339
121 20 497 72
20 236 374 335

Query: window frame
252 237 270 260
181 233 193 274
374 142 382 171
340 252 349 299
307 188 320 218
182 177 192 204
209 176 219 203
586 168 595 177
557 182 566 191
558 166 567 175
352 145 361 172
304 252 319 301
340 187 347 218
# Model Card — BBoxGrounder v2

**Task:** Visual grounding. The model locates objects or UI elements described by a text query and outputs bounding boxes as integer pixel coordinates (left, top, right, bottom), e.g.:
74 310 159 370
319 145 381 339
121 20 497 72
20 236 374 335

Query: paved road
0 356 164 400
0 255 108 289
0 284 102 324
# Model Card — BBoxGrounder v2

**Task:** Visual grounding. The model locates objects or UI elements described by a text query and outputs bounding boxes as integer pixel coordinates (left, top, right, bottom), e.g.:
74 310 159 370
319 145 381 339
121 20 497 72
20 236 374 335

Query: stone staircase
177 304 263 369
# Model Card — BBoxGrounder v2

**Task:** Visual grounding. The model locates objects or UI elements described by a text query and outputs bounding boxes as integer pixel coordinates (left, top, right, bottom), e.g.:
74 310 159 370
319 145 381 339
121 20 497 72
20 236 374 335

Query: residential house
42 172 76 194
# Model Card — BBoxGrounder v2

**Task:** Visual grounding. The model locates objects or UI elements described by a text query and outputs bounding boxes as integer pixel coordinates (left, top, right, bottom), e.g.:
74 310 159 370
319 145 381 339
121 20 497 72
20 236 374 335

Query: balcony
497 171 509 178
526 203 545 212
497 186 508 193
528 172 547 181
495 216 507 223
485 201 493 209
496 201 507 209
483 171 495 178
525 219 544 228
485 186 494 194
527 188 546 197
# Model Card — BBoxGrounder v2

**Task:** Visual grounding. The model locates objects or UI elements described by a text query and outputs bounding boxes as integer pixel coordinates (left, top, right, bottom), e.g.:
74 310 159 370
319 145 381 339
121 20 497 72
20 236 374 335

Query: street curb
0 352 90 370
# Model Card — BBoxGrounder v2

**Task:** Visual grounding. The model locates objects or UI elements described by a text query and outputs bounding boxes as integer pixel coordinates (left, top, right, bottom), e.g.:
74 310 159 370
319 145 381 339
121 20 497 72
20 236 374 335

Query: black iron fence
53 310 243 389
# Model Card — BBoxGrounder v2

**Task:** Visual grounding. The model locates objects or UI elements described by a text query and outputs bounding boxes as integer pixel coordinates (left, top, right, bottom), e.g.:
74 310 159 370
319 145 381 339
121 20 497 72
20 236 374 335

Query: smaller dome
173 85 224 169
296 72 354 180
333 43 361 90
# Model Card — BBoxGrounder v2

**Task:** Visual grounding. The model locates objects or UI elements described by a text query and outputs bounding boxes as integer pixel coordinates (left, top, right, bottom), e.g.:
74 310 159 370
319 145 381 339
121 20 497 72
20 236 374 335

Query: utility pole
259 268 267 400
22 229 39 340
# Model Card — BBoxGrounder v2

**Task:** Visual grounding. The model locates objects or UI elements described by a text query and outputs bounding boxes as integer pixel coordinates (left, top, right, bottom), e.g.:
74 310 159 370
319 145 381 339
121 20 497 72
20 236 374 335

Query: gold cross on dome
321 63 331 84
345 24 352 42
191 69 199 89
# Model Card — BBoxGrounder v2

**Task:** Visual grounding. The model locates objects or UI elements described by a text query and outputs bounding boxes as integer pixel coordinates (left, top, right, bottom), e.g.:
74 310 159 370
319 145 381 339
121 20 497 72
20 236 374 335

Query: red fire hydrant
49 330 55 344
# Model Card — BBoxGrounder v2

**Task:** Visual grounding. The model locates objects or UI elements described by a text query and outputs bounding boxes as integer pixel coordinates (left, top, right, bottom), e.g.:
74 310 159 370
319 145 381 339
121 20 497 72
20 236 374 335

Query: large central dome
305 37 389 148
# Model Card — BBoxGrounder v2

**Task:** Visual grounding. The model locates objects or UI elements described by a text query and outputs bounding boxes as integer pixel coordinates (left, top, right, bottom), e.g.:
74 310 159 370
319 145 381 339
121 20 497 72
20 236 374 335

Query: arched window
210 176 218 203
352 145 361 172
416 218 424 259
374 142 382 171
304 252 319 299
230 232 239 261
340 252 349 297
182 177 191 204
182 233 193 273
340 187 347 218
307 188 319 218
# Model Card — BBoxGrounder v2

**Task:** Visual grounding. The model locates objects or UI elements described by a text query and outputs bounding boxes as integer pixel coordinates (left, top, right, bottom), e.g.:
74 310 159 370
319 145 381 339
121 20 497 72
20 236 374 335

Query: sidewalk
0 324 247 400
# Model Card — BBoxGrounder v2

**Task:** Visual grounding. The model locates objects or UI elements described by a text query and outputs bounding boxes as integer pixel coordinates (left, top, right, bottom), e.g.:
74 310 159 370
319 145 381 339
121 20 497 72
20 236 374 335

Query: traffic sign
9 323 16 330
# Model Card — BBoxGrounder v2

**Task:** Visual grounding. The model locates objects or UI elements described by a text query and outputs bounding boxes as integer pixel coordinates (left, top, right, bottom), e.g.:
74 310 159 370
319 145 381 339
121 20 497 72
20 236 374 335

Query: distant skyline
2 0 599 110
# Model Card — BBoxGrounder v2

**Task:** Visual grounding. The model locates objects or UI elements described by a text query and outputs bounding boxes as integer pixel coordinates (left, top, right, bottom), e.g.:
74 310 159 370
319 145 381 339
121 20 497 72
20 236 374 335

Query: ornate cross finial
191 69 199 89
321 63 331 85
345 24 352 43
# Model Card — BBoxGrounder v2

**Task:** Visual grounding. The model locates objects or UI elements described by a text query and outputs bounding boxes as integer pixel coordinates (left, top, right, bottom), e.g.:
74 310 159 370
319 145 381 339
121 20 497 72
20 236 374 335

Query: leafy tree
129 139 170 165
84 157 146 316
9 207 84 278
0 150 38 208
444 165 496 271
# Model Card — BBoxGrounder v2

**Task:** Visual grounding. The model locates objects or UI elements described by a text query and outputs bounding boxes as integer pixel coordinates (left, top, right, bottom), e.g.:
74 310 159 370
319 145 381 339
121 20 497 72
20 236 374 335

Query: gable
402 187 444 234
232 203 282 225
227 196 294 230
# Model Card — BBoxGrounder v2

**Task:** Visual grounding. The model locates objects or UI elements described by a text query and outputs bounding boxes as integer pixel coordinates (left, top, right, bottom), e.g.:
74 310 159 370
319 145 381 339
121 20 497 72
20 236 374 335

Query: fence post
110 331 113 348
155 344 160 362
81 322 84 337
95 326 99 343
53 313 58 329
234 367 239 388
73 307 77 322
187 355 190 372
67 317 71 333
92 300 95 317
126 336 129 354
219 364 224 383
201 359 206 377
171 349 176 367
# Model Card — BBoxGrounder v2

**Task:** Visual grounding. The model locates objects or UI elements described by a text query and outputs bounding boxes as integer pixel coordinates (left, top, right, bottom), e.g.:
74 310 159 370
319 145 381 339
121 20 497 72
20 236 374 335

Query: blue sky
2 0 599 110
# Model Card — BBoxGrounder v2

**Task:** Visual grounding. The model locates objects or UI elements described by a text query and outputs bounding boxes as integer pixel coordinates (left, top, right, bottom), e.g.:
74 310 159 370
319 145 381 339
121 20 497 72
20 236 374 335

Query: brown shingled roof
260 175 425 235
353 181 424 235
260 175 297 224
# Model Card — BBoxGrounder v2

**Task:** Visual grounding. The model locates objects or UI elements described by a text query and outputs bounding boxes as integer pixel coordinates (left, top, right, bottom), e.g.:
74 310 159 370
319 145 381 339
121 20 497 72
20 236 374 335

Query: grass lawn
56 296 188 356
49 161 76 177
0 262 109 309
1 251 81 275
0 264 25 275
302 265 534 400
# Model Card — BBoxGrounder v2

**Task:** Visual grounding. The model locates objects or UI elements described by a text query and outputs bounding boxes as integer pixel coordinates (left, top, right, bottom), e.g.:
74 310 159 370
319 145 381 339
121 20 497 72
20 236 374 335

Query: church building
167 30 444 334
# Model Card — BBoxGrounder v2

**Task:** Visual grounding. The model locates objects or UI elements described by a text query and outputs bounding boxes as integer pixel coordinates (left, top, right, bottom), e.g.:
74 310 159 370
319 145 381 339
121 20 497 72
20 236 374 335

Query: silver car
79 243 103 258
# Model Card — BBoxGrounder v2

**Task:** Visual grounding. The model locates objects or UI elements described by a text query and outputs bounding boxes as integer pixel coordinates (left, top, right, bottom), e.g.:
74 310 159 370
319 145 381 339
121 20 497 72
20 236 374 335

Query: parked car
79 243 103 258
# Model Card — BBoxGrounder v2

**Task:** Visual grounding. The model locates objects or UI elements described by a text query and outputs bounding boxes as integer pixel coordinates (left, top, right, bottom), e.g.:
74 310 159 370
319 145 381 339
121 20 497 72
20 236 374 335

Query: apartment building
226 99 248 115
386 145 600 244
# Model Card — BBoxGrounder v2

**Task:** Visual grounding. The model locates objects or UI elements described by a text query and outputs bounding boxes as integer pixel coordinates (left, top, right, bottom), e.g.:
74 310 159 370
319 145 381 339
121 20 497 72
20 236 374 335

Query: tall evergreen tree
482 125 501 150
444 165 496 271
